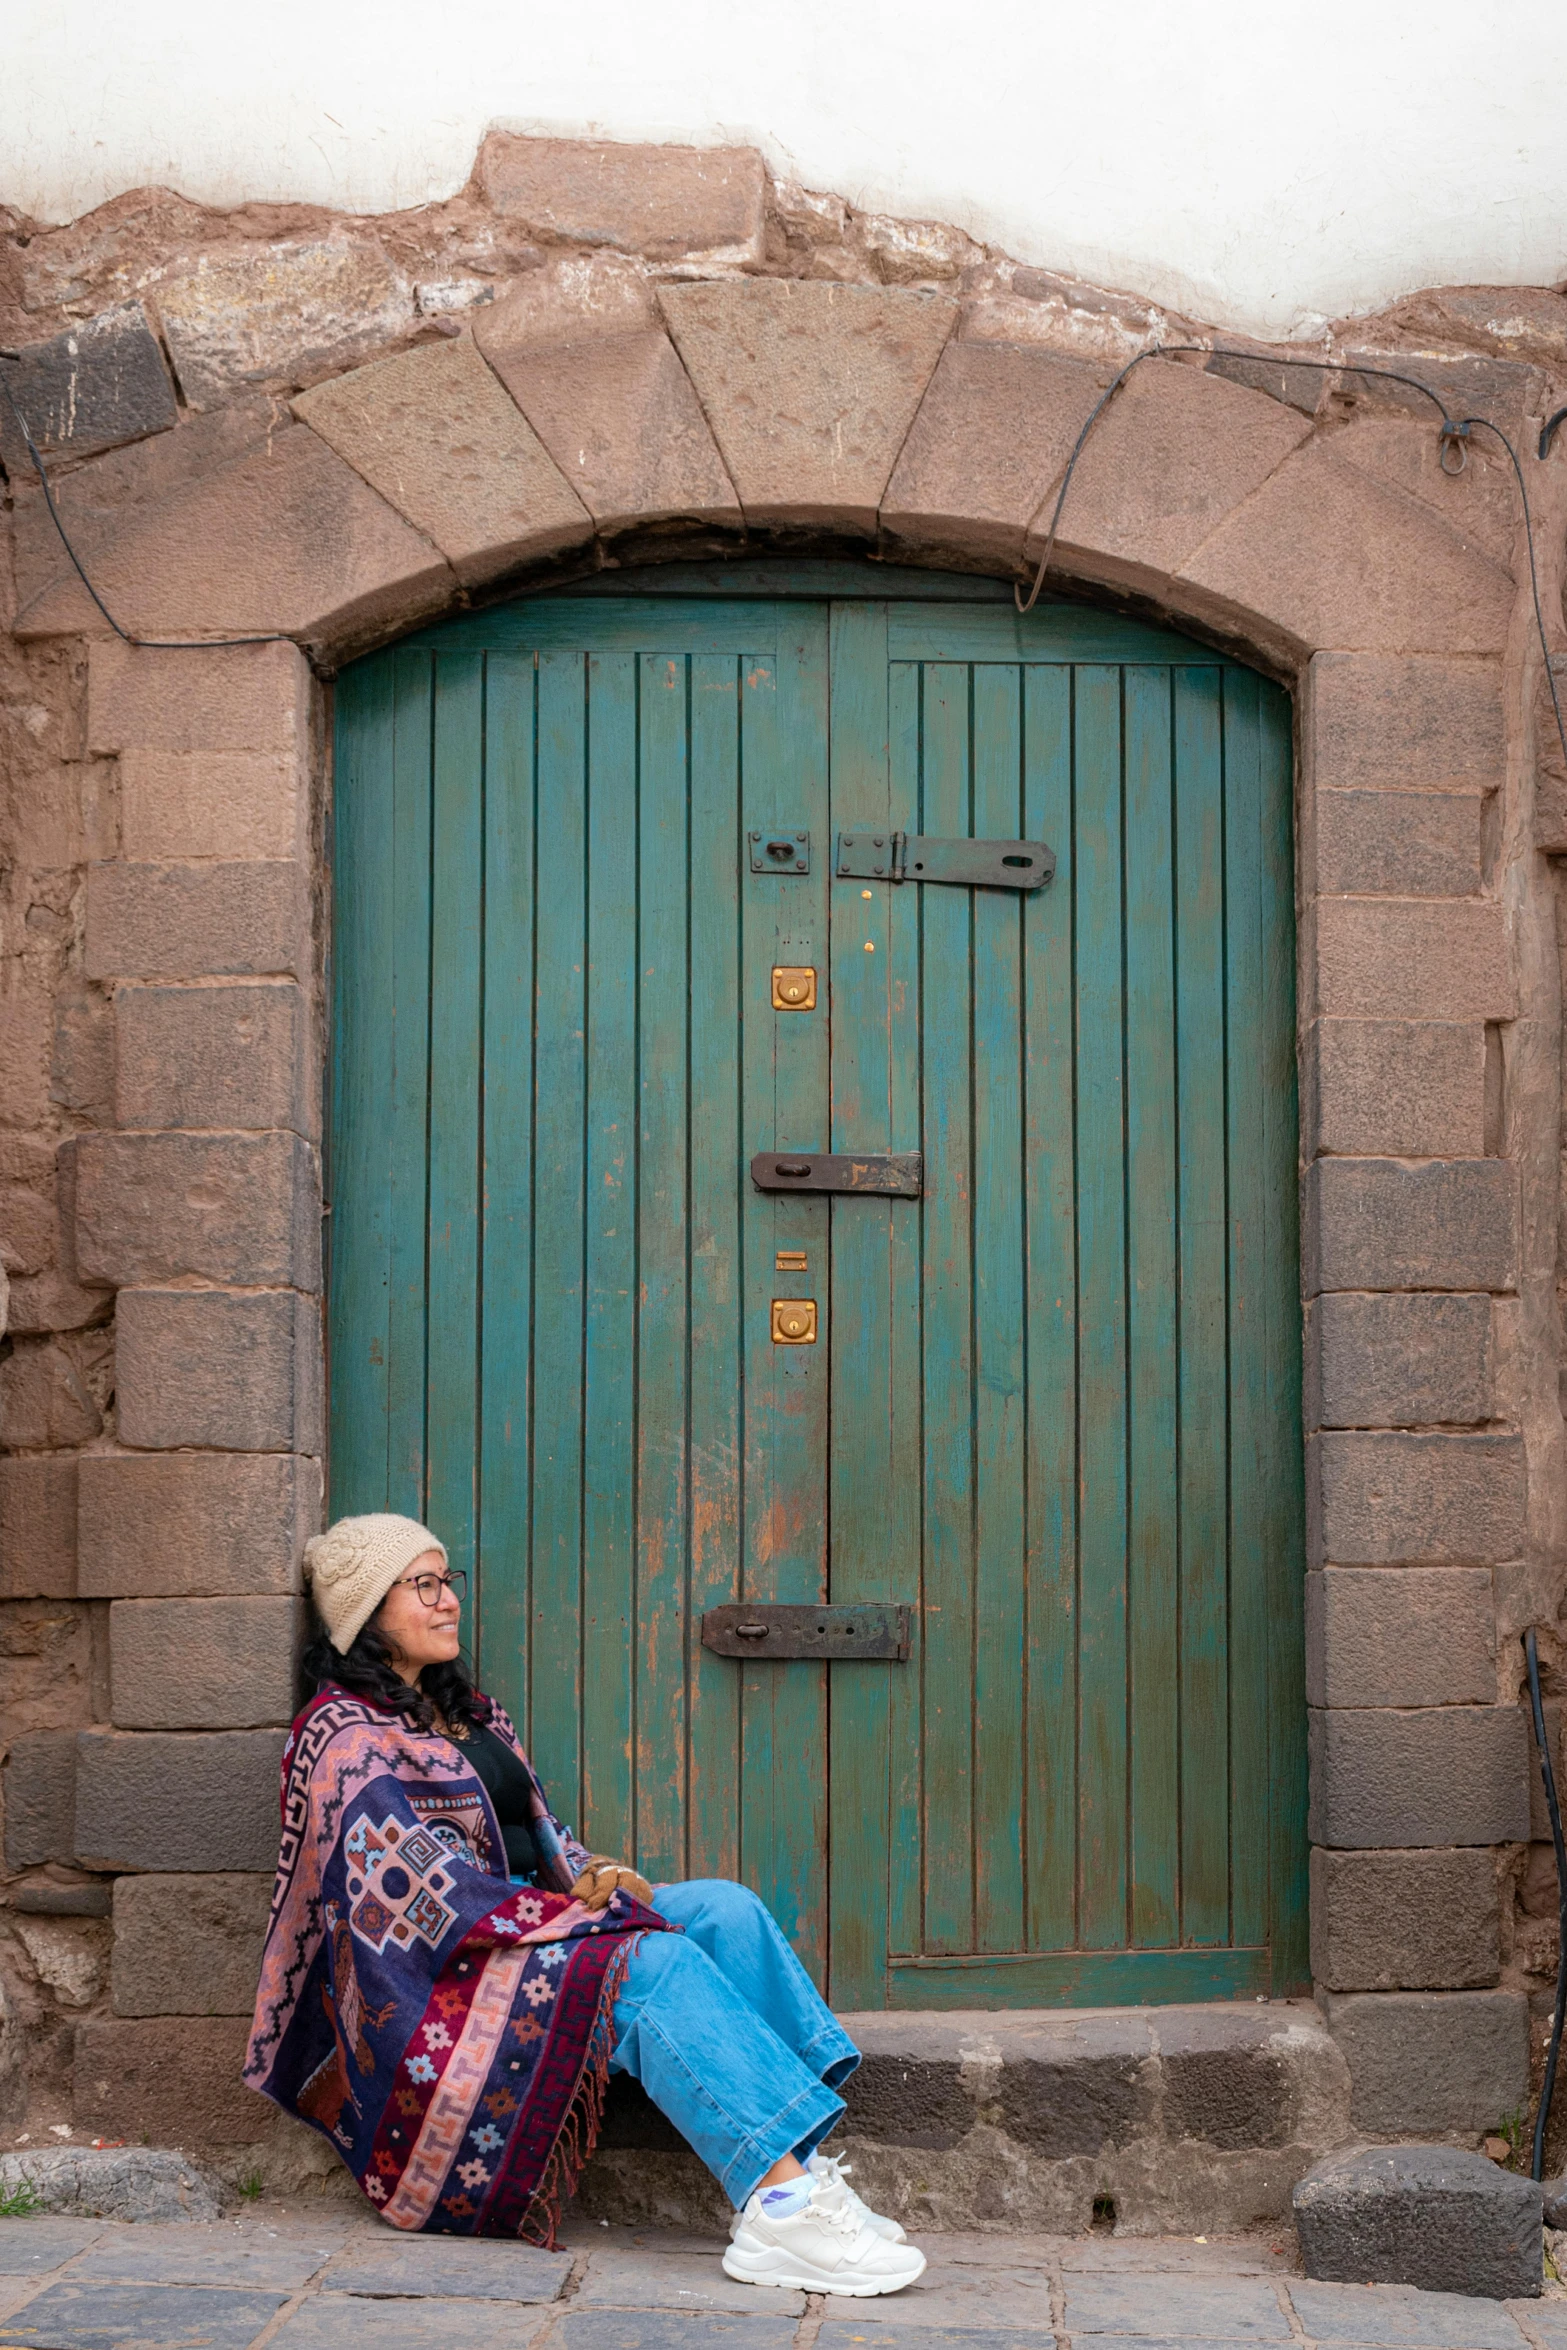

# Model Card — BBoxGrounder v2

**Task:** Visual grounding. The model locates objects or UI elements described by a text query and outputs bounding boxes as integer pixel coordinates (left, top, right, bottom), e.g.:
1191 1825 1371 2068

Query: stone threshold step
584 2000 1353 2239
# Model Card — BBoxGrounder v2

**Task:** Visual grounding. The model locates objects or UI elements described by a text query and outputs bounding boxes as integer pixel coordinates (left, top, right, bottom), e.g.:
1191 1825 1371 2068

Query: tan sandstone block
478 135 765 264
880 340 1104 564
73 1131 319 1290
110 1596 300 1729
78 1451 313 1599
477 258 738 536
75 2015 267 2142
0 1456 77 1599
1178 442 1513 659
1313 790 1485 897
1035 358 1313 590
89 638 309 758
659 280 955 533
86 863 308 982
293 337 589 587
116 1288 321 1454
120 750 302 861
1307 653 1506 793
1305 1020 1487 1158
155 239 412 409
115 982 310 1134
1311 899 1513 1021
16 423 453 651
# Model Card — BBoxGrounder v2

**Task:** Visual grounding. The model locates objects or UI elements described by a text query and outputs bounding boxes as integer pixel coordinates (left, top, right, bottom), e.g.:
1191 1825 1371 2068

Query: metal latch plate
751 1151 922 1197
836 830 1055 891
749 829 810 874
702 1603 911 1661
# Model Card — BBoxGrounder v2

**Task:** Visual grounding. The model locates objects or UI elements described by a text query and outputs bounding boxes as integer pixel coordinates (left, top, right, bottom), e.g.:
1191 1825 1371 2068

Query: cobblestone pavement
0 2208 1560 2350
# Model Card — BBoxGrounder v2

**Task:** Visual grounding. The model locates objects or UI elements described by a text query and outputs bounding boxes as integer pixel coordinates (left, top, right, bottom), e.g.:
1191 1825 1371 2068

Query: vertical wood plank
328 658 395 1514
426 655 485 1641
1073 665 1128 1950
477 652 538 1730
1223 666 1271 1951
1172 668 1230 1945
386 650 434 1520
972 663 1027 1956
918 663 977 1957
1022 665 1078 1951
827 598 898 2011
634 652 691 1883
529 652 588 1822
1123 666 1179 1948
686 652 744 1885
581 652 638 1862
740 620 831 1983
886 662 925 1964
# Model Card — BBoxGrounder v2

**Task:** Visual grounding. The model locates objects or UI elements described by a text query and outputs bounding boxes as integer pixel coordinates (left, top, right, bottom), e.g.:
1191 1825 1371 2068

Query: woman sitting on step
245 1513 922 2296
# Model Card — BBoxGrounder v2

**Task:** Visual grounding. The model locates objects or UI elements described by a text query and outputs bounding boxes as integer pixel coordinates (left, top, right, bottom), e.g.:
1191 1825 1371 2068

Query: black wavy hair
299 1595 491 1736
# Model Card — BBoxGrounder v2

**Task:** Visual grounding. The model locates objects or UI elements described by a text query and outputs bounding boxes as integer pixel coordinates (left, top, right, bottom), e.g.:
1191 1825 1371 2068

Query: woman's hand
570 1857 655 1911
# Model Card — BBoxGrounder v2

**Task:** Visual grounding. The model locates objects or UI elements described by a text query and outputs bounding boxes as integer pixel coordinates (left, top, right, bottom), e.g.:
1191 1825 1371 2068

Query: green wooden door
329 568 1306 2010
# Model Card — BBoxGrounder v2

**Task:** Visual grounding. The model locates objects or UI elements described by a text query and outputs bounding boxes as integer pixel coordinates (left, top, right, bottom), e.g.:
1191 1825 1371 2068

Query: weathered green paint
330 566 1306 2007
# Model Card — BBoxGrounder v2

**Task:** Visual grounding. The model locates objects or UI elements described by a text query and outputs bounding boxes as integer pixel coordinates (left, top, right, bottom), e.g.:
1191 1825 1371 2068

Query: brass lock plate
772 965 817 1011
771 1298 817 1345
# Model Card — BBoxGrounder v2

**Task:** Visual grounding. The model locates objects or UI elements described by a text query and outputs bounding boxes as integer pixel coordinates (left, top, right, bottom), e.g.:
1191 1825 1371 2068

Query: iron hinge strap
835 829 1055 892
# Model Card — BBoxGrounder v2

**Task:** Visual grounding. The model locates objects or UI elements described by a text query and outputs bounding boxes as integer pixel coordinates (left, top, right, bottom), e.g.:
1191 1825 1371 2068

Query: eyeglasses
395 1567 468 1609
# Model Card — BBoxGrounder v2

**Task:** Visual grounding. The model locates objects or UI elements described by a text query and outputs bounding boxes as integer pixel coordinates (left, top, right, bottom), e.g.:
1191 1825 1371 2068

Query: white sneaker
808 2151 907 2242
722 2177 926 2296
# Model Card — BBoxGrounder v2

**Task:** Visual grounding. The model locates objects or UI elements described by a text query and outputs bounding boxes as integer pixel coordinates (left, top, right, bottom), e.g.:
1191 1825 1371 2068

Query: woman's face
374 1549 462 1681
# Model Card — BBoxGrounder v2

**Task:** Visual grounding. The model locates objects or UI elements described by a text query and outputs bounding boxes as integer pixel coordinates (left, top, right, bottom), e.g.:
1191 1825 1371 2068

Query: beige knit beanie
303 1513 449 1653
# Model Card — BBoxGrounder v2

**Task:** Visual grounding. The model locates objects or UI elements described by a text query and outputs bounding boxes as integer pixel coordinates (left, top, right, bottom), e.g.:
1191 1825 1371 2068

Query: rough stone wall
1 130 1566 2180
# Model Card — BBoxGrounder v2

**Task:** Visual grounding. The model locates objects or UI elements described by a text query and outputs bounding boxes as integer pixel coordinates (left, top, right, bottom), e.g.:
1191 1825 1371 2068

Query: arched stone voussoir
13 421 457 657
475 254 741 541
879 336 1106 567
1023 359 1314 601
659 278 956 534
1175 438 1515 662
292 336 592 590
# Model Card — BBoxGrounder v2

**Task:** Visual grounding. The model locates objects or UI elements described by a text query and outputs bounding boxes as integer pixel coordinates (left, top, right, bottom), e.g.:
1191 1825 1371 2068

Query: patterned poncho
244 1685 669 2242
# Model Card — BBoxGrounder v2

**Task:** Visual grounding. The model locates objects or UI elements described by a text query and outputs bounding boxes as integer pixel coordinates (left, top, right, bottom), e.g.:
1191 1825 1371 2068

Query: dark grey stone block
71 2225 327 2289
8 1884 112 1918
818 2331 1057 2350
1064 2274 1293 2337
1543 2175 1567 2229
555 2320 800 2350
0 304 178 464
0 2222 106 2273
999 2045 1151 2156
1304 1159 1517 1294
839 2052 972 2149
1294 2144 1542 2301
1322 1994 1531 2138
1309 1707 1529 1848
3 1731 77 1869
1161 2045 1290 2151
74 1728 285 1872
4 2281 288 2349
323 2238 569 2301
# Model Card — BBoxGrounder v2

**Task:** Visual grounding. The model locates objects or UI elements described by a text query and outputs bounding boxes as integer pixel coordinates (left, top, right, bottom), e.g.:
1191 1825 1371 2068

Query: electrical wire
1014 343 1567 790
1525 1630 1567 2182
0 356 293 650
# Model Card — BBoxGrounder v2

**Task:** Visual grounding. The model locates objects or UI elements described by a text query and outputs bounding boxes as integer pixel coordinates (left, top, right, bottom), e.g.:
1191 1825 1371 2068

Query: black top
463 1718 546 1882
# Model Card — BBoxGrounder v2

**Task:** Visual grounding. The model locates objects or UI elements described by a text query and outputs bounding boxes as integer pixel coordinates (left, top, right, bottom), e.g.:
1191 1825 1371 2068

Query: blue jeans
607 1879 860 2207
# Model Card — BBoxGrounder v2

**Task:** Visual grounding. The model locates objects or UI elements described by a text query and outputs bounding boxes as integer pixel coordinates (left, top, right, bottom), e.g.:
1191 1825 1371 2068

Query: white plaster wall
8 0 1566 338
